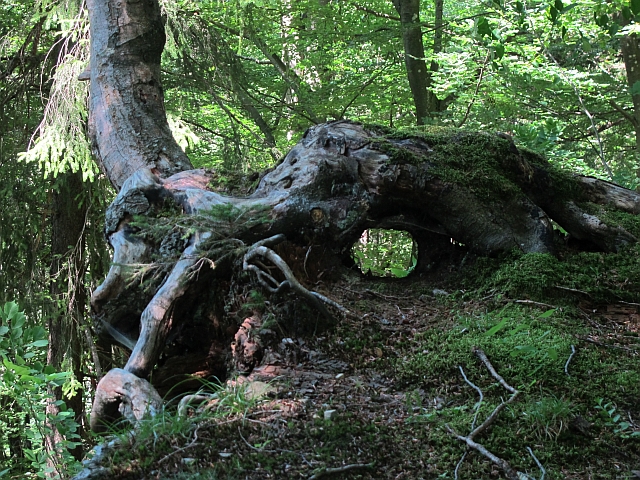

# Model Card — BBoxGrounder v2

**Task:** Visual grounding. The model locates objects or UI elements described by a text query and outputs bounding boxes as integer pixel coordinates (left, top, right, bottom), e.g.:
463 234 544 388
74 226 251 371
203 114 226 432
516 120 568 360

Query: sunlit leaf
554 0 563 13
485 317 509 336
3 358 30 376
477 17 492 37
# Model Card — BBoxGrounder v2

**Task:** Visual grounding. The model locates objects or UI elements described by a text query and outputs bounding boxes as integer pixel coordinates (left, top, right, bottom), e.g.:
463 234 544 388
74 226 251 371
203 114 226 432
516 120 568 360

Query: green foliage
4 0 640 477
595 398 640 439
0 302 81 478
521 395 575 440
105 378 270 476
134 203 271 251
374 126 584 205
351 229 417 278
18 11 97 182
475 252 564 299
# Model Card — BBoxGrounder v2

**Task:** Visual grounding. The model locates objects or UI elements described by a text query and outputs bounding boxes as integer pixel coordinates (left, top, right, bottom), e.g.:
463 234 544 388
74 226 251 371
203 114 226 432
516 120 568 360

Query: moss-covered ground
80 247 640 480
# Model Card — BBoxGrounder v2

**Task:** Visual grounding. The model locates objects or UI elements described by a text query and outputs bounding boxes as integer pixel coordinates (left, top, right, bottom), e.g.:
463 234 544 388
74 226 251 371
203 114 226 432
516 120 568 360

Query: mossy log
84 0 640 437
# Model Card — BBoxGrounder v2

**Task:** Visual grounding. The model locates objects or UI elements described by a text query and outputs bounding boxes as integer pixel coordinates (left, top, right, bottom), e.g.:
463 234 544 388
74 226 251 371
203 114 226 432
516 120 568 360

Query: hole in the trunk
351 228 417 277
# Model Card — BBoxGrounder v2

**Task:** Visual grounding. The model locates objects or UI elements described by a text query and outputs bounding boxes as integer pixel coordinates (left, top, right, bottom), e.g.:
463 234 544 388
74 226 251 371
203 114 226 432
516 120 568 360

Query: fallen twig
564 345 576 377
527 446 546 480
620 300 640 307
448 348 547 480
514 299 559 310
580 336 638 353
458 366 483 430
158 426 200 464
455 365 484 480
446 425 520 480
469 391 520 441
555 285 590 296
308 462 375 479
473 348 517 394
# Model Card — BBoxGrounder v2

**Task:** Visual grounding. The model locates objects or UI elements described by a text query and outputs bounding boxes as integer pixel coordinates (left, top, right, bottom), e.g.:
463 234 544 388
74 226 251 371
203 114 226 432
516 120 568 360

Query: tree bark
86 0 192 191
46 170 88 473
392 0 431 124
391 0 448 124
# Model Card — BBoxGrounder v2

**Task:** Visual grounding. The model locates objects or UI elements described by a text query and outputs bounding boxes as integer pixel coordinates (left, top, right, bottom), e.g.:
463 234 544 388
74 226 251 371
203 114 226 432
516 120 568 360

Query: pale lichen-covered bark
86 0 192 191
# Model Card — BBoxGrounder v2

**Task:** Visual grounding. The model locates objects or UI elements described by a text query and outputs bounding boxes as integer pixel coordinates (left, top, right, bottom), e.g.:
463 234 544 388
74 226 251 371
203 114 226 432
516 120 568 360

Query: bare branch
473 348 517 394
446 425 520 480
351 3 400 21
459 366 483 430
309 462 375 480
564 345 576 377
609 99 638 127
448 349 524 480
527 446 546 480
458 52 491 128
243 239 352 322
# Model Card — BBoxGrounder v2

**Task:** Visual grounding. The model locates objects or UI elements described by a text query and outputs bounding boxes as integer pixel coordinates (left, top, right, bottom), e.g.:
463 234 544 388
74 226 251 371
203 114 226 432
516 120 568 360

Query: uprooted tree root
243 234 353 323
86 120 640 437
89 232 351 434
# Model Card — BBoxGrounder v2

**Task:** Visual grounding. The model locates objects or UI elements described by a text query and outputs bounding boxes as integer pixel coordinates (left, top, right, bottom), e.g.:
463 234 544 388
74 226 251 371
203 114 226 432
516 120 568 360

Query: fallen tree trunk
87 119 640 429
84 0 640 432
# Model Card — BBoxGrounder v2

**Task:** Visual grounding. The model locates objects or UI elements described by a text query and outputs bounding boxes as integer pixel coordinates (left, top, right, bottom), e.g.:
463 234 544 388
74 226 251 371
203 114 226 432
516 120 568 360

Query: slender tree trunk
427 0 444 113
392 0 447 124
612 13 640 179
392 0 430 124
66 283 87 461
45 170 88 473
620 33 640 162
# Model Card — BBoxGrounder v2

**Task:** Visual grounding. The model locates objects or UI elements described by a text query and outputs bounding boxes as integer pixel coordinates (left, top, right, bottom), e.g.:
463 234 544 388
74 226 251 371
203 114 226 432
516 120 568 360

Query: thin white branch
243 239 352 322
527 446 546 480
564 345 576 377
473 348 517 394
459 365 483 430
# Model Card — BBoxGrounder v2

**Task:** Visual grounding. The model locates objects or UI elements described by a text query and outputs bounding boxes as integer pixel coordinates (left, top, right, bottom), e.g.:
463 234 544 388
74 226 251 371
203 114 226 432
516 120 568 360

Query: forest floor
87 264 640 480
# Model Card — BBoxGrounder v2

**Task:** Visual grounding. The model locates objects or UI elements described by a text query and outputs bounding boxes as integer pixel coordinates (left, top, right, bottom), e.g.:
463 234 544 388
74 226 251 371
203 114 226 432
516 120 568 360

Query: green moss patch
368 124 581 202
462 244 640 304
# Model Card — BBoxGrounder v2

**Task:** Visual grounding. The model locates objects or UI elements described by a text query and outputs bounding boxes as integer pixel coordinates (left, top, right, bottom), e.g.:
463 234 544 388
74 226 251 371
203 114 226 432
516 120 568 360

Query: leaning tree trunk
84 0 640 434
